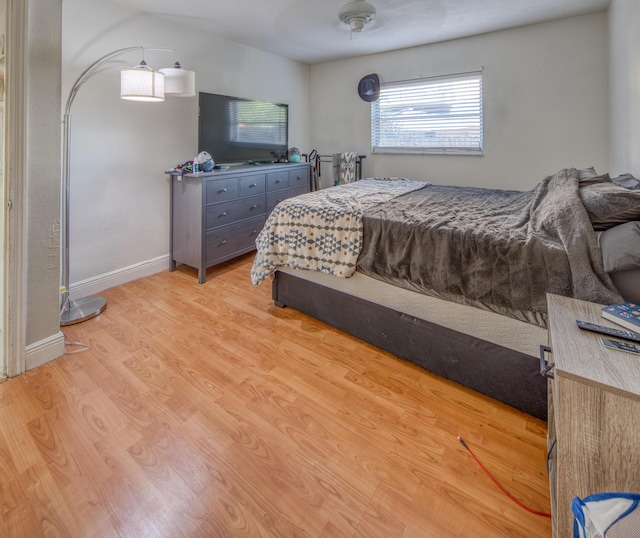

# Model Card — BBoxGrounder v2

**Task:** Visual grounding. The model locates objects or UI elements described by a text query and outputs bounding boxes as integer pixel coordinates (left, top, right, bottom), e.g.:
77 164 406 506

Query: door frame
4 0 26 377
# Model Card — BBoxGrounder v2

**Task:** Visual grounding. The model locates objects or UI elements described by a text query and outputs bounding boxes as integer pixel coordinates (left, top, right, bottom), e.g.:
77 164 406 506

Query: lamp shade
159 64 196 97
120 63 165 101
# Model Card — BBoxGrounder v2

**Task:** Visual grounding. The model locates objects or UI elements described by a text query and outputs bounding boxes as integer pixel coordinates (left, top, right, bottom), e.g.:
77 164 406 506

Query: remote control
600 337 640 356
576 320 640 344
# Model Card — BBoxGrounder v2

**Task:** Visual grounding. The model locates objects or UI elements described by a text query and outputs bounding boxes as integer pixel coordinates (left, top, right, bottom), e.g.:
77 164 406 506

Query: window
372 71 483 155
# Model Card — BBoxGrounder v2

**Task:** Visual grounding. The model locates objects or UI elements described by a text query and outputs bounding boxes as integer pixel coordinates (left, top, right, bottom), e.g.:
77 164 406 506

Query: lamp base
60 295 107 326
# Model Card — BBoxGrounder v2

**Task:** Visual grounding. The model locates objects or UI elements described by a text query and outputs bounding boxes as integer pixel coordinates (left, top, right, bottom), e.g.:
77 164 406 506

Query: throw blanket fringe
251 178 427 286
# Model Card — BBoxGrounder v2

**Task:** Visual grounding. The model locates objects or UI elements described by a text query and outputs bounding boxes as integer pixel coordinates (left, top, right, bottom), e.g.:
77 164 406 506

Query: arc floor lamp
60 47 195 326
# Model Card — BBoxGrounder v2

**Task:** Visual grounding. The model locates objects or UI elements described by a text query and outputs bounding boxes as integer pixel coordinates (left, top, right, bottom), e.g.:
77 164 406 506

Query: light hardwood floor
0 255 551 537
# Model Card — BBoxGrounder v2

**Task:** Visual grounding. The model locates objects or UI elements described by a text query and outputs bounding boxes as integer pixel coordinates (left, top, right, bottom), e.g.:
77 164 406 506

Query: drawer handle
296 175 302 180
249 183 257 188
221 239 227 245
275 179 282 184
250 230 258 235
250 205 258 210
221 211 227 217
539 345 555 379
219 188 227 193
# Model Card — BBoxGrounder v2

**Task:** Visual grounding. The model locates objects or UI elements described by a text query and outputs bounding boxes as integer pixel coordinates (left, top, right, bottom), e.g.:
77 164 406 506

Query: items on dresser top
576 319 640 343
599 337 640 355
601 302 640 333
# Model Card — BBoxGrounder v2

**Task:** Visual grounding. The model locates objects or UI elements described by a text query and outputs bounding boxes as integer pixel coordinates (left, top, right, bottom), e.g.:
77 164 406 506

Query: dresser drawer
239 174 266 197
170 164 311 283
266 185 309 213
288 168 309 188
205 215 266 263
267 171 289 192
205 195 265 230
206 177 238 204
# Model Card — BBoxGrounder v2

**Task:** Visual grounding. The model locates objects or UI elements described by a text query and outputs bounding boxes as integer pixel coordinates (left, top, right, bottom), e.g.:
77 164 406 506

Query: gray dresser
169 163 310 283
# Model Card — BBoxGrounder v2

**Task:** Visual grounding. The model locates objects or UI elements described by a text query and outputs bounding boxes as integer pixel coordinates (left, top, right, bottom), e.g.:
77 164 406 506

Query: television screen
198 92 289 165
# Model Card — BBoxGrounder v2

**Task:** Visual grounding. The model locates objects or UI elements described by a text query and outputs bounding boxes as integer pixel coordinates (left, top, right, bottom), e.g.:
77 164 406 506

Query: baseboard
68 255 170 300
26 331 65 371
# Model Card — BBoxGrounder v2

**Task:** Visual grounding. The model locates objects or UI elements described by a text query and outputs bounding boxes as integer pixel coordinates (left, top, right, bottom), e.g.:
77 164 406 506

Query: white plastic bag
573 492 640 538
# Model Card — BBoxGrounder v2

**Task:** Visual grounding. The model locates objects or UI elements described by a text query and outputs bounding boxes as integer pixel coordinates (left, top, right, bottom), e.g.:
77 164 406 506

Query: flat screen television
198 92 289 165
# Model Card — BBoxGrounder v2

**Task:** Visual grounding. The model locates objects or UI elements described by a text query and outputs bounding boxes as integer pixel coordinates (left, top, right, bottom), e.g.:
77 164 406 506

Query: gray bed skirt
272 270 548 421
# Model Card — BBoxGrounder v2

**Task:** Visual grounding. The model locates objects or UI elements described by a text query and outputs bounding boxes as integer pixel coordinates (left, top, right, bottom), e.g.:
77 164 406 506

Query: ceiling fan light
349 17 367 32
121 61 165 102
159 61 196 97
339 0 376 32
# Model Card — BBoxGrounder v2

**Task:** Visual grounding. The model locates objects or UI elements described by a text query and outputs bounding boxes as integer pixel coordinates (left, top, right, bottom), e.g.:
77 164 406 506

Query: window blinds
372 71 483 155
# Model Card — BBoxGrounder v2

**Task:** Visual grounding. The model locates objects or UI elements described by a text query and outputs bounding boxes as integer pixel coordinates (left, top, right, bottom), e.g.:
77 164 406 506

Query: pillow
608 268 640 304
580 182 640 229
598 221 640 272
611 173 640 190
578 167 611 186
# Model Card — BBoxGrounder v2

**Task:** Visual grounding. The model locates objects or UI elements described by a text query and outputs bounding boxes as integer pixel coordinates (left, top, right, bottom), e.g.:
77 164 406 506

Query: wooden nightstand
543 293 640 538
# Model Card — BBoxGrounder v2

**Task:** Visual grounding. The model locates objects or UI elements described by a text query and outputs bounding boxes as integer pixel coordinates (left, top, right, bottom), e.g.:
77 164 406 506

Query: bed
251 168 640 420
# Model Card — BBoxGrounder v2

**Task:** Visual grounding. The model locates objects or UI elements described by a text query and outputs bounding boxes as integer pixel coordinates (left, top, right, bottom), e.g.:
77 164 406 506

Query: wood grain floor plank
0 254 551 537
0 386 46 475
19 461 85 537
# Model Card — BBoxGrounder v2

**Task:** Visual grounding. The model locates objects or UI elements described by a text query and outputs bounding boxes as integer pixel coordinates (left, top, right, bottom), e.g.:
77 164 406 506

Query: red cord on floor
457 436 552 518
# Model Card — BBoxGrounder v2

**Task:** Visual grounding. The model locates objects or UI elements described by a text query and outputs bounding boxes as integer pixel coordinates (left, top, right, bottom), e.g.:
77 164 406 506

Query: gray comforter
357 168 623 325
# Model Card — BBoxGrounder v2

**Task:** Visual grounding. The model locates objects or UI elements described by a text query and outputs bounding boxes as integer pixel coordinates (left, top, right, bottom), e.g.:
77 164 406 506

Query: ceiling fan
338 0 377 32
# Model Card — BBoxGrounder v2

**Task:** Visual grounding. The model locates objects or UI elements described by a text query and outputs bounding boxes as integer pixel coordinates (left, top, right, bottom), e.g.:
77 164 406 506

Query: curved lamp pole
60 47 194 326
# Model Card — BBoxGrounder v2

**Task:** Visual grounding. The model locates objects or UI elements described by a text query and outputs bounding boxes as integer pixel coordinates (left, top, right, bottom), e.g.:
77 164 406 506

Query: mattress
277 266 547 358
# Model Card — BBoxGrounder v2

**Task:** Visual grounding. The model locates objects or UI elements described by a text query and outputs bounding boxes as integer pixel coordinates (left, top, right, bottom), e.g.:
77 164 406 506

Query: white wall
62 0 310 291
310 13 609 190
609 0 640 177
24 0 64 355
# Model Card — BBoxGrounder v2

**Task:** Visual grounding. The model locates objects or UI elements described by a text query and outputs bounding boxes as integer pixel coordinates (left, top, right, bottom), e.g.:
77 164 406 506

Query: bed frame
272 270 548 420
